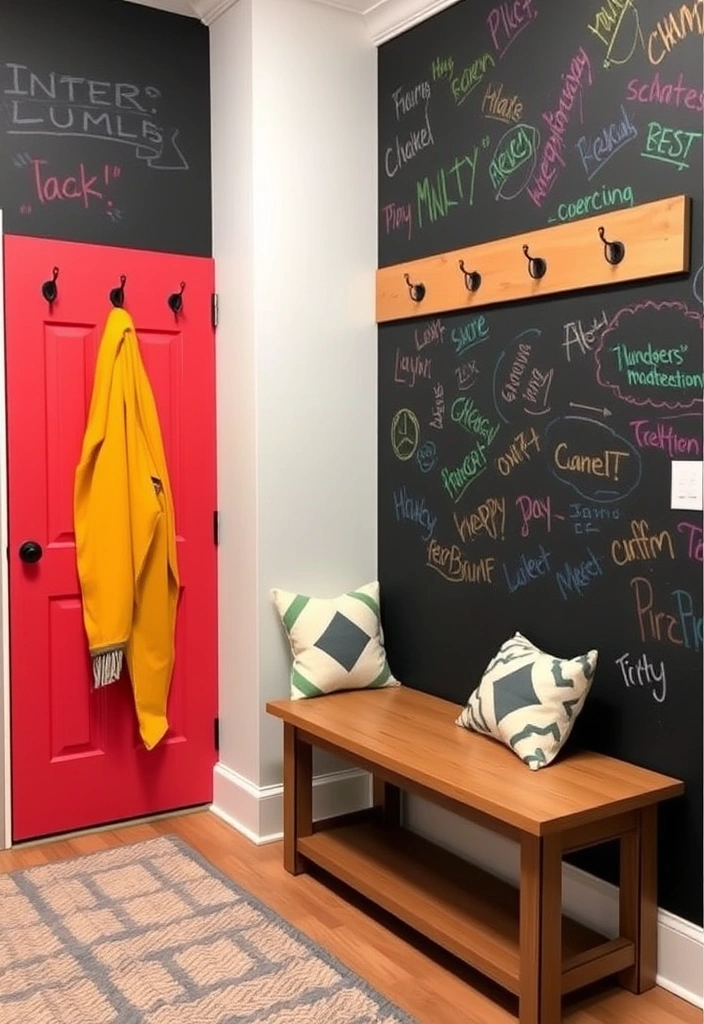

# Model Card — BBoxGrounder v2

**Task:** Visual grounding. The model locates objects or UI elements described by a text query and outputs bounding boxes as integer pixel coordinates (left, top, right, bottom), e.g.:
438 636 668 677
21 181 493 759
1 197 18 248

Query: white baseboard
211 765 702 1007
211 761 372 845
405 795 703 1009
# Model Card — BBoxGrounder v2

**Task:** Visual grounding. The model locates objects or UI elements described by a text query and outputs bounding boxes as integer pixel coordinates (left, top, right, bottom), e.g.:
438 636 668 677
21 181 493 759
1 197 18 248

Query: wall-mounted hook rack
376 194 690 323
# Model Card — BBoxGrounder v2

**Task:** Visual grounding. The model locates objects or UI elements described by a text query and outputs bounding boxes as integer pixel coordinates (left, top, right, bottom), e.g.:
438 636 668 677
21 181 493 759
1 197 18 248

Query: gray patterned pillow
271 581 399 699
456 631 597 769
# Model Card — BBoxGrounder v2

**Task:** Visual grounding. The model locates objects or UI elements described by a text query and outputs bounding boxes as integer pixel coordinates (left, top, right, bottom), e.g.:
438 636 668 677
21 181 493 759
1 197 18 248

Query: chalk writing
678 521 703 561
456 359 480 391
22 156 122 213
648 3 704 66
615 653 667 702
588 0 644 69
382 202 413 240
562 310 610 360
596 300 704 409
430 384 445 429
453 497 506 543
451 315 490 355
496 427 541 476
527 48 593 207
441 444 489 501
569 503 621 534
394 349 432 387
694 265 703 305
393 80 431 119
556 548 605 600
2 63 188 170
416 151 478 227
482 82 524 124
431 57 455 81
554 443 629 480
394 486 437 541
390 408 420 461
451 54 495 106
546 417 642 502
516 495 563 537
641 121 702 170
503 545 552 593
427 541 495 584
576 105 637 180
488 123 540 199
549 185 634 224
500 340 532 401
415 319 446 351
385 83 435 177
451 397 501 446
630 417 701 456
487 0 537 58
631 577 703 650
627 71 704 112
611 520 675 565
416 440 437 473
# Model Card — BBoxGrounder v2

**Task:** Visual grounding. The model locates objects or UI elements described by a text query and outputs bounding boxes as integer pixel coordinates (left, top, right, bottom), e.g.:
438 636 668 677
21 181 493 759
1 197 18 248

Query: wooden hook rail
376 194 691 324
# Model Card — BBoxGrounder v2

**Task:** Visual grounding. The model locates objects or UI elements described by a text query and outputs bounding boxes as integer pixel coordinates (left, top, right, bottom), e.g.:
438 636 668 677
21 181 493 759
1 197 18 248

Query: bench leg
372 777 401 827
283 724 312 875
519 834 562 1024
619 806 658 993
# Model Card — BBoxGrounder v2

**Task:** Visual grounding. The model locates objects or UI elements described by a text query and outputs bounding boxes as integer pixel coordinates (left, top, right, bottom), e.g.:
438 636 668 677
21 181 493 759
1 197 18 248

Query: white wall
210 0 378 831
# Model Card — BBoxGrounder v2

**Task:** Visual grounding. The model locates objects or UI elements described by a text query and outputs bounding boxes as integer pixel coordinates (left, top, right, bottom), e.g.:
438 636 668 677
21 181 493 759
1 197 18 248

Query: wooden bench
267 686 684 1024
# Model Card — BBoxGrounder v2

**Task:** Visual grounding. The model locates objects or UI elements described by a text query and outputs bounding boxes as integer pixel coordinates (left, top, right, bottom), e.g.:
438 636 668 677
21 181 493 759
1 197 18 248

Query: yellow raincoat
74 308 179 750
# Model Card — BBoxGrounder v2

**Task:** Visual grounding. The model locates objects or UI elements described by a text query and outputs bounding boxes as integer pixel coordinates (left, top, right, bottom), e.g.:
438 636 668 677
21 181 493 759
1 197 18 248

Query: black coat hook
598 226 625 265
404 273 426 303
167 281 186 318
41 266 59 309
109 274 127 308
458 260 481 293
522 244 547 280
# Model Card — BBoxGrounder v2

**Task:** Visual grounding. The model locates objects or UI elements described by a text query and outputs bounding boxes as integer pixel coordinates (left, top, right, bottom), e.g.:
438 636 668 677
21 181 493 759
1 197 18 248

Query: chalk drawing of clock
391 408 420 461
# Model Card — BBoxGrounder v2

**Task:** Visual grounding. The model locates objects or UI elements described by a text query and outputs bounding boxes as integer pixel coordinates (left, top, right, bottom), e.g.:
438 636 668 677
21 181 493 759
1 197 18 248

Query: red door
5 235 218 841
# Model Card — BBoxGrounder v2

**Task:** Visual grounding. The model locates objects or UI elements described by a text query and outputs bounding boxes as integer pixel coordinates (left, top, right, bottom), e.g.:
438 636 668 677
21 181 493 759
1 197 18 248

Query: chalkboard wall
378 0 703 925
0 0 211 255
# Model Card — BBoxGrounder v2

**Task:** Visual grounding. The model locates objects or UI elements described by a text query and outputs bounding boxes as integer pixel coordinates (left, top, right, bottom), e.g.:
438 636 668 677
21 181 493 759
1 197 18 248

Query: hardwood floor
1 810 699 1024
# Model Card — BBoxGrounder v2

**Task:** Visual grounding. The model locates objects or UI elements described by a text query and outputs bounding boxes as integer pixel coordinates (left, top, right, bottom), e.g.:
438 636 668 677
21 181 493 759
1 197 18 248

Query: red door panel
5 235 218 841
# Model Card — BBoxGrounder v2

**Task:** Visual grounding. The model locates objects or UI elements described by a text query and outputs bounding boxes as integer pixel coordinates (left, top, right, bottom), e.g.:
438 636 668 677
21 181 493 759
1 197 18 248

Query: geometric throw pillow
271 581 400 700
455 631 597 769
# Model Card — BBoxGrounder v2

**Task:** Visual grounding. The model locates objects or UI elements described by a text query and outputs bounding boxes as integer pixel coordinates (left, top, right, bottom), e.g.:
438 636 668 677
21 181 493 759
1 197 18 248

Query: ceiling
123 0 459 42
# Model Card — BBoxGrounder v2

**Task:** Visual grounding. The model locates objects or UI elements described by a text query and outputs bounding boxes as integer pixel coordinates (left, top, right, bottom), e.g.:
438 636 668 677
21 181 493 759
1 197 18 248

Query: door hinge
214 716 220 752
213 510 220 545
211 292 219 328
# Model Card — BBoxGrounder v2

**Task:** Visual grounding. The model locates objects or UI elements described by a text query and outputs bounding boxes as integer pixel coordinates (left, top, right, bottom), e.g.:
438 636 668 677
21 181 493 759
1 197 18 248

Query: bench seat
267 685 684 1024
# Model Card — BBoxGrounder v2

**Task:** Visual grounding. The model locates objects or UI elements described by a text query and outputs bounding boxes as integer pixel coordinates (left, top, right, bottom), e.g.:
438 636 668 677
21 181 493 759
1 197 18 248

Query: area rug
0 835 416 1024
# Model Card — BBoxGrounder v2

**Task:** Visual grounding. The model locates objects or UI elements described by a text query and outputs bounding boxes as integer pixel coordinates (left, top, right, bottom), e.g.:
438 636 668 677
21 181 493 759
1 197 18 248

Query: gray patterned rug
0 835 416 1023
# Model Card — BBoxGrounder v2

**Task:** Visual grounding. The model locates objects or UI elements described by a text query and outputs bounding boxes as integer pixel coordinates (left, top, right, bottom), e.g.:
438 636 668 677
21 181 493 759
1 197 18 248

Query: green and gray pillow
456 631 597 769
271 581 399 700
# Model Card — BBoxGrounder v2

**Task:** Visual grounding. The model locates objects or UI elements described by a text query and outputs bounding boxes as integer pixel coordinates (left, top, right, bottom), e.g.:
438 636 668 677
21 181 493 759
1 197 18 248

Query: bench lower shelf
298 820 635 997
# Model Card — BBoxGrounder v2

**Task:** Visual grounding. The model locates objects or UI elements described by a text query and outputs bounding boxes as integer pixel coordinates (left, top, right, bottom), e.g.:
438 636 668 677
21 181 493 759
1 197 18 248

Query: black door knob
19 541 43 564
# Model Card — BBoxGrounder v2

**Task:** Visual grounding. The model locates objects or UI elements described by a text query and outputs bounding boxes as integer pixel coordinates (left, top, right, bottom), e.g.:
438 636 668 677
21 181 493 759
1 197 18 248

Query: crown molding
364 0 461 45
191 0 239 25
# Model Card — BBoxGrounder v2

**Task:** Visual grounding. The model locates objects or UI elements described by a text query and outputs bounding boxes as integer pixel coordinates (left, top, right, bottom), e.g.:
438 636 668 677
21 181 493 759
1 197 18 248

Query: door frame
0 211 11 850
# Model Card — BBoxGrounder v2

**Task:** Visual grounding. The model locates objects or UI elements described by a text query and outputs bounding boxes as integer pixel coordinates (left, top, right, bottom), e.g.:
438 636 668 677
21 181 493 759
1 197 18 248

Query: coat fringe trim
92 647 124 688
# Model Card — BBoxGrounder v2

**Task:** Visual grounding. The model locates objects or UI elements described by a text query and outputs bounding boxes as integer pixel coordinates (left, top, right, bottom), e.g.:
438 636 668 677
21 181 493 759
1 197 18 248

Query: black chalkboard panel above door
377 0 703 927
0 0 211 255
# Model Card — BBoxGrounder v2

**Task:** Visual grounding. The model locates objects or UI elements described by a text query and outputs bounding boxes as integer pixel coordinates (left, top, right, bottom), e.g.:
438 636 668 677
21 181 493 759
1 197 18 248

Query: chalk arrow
569 402 612 418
